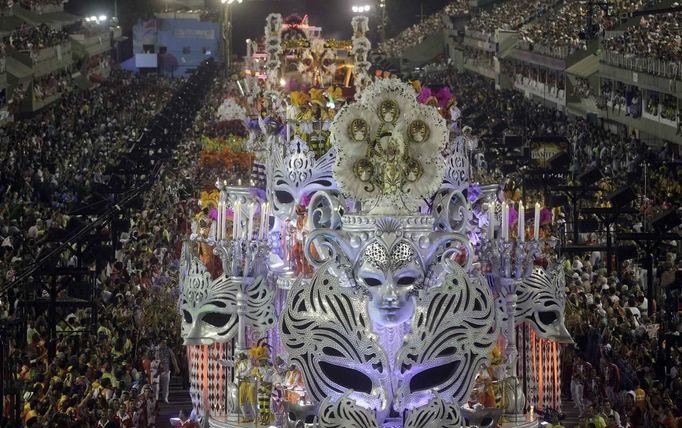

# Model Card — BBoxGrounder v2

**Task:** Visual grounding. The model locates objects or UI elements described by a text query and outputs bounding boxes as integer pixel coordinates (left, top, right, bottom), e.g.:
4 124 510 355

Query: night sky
66 0 451 56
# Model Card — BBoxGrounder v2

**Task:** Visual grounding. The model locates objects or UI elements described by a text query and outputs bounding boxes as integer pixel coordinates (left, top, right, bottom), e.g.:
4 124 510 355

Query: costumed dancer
235 353 256 422
249 340 276 425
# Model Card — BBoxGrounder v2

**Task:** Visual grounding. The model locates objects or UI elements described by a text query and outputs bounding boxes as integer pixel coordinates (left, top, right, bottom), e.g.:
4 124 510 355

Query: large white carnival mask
330 79 447 214
503 266 572 343
180 258 276 345
280 258 497 426
270 137 336 221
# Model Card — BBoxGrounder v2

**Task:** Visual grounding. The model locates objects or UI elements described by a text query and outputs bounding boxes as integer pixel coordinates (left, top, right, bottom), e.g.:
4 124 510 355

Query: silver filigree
318 391 381 428
502 266 572 343
396 259 497 412
432 189 470 235
279 266 390 414
270 137 336 221
404 395 464 428
180 258 276 345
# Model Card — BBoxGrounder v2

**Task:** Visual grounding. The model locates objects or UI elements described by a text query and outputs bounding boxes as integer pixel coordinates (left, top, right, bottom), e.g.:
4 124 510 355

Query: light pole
379 0 387 43
221 0 243 75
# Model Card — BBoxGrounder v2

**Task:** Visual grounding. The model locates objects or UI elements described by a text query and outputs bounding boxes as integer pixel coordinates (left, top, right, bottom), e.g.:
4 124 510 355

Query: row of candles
216 200 271 242
487 201 542 241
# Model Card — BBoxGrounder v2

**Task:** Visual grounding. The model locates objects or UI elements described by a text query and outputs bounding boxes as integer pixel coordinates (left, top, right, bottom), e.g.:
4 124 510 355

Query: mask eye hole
319 361 372 394
182 310 192 324
275 190 295 204
202 312 231 327
396 276 416 286
362 276 382 287
538 310 559 325
409 361 460 393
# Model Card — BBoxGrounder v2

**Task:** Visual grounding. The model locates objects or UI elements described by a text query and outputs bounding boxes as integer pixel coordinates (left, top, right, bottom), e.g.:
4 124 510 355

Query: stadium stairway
158 376 193 427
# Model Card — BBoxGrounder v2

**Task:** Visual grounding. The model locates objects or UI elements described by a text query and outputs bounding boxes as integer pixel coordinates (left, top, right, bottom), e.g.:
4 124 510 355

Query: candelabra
481 199 541 424
210 179 271 353
212 179 270 276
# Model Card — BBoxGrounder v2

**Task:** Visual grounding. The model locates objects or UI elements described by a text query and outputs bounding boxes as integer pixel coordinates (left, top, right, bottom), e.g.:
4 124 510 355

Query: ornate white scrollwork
432 189 470 235
403 395 464 428
279 266 390 415
396 260 497 412
318 391 381 428
306 190 347 231
280 255 497 425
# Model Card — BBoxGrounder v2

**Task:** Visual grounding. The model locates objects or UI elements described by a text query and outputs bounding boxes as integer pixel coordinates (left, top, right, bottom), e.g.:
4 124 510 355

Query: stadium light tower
221 0 243 74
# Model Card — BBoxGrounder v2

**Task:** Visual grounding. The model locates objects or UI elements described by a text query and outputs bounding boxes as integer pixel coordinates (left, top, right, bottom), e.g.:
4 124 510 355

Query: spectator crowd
377 0 469 57
18 0 65 14
414 65 682 426
7 23 69 55
519 0 646 58
465 0 554 40
0 64 223 427
603 13 682 67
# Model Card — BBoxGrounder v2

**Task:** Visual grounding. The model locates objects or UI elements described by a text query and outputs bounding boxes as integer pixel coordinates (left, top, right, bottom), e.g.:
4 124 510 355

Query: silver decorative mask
270 137 336 221
513 267 572 343
180 258 276 345
355 240 422 327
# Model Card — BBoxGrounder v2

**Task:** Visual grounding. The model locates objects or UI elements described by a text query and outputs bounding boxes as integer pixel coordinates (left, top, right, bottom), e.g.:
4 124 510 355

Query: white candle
502 202 509 240
260 202 269 241
238 178 242 186
534 202 541 240
246 202 255 241
217 201 223 241
216 201 221 241
518 201 525 242
223 201 227 241
233 201 241 240
488 201 495 239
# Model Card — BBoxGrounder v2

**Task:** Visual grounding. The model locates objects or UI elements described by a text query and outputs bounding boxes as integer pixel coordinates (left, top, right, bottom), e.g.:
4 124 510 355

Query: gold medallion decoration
408 120 430 144
330 78 448 214
378 99 399 124
348 118 369 142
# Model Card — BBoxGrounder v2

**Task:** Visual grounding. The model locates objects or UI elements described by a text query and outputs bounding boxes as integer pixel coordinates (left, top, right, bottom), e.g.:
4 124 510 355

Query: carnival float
180 12 571 428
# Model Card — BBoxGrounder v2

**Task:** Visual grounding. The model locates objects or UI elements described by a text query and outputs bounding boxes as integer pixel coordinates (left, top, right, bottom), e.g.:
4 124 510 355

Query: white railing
602 50 682 80
464 28 494 42
517 40 573 59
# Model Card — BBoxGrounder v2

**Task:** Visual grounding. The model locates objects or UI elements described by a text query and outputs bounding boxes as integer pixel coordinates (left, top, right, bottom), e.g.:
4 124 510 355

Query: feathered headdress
417 87 432 104
327 86 344 102
248 338 271 361
309 88 326 106
290 91 310 107
435 87 453 111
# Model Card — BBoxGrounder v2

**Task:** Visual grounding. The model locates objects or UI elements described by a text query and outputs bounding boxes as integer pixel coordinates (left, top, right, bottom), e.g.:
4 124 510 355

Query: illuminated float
179 11 571 428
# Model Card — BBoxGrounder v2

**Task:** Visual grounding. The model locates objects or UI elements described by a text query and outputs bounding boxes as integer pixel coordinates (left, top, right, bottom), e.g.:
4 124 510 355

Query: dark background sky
65 0 450 56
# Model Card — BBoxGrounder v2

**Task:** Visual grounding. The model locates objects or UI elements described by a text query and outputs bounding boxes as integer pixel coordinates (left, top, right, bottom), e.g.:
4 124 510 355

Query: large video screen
135 53 158 68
